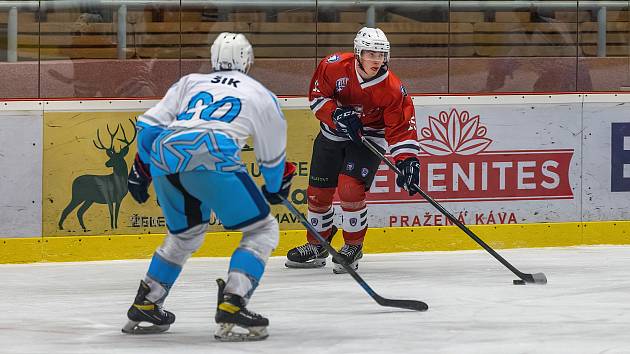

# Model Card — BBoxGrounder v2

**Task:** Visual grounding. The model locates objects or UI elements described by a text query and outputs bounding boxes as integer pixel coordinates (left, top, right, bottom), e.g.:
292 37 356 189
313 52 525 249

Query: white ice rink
2 245 629 354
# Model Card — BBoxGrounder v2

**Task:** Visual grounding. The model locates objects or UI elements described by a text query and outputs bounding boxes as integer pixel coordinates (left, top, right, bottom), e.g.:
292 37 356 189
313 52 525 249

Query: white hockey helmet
210 32 254 74
353 27 390 62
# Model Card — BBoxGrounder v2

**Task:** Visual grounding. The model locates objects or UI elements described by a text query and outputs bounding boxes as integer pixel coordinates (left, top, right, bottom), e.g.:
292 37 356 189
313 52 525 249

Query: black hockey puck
513 279 526 285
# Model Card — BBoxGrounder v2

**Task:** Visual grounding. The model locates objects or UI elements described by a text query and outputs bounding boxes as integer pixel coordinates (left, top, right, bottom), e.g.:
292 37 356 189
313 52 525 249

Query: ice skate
214 278 269 342
285 226 336 268
332 243 363 274
121 280 175 334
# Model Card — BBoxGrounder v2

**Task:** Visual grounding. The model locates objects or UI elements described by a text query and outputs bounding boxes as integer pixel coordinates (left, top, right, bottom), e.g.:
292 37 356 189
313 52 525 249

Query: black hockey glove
395 157 420 196
262 162 297 205
128 153 152 204
332 107 363 144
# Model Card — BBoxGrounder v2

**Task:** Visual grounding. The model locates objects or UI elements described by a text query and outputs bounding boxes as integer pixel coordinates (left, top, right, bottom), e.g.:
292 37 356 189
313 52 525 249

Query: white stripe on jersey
310 97 332 114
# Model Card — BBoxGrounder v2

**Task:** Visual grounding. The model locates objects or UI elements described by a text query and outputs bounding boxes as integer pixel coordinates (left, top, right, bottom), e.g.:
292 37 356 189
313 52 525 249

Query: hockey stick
361 137 547 285
280 196 428 311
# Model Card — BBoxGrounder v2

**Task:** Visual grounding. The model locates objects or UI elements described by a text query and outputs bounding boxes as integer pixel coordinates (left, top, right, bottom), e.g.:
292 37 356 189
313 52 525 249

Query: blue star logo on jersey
326 54 340 63
151 129 243 175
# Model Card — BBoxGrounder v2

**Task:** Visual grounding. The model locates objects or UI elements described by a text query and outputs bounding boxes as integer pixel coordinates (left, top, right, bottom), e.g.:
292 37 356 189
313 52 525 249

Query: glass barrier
316 2 452 93
0 0 628 99
178 1 317 96
38 1 181 98
0 1 38 98
450 0 581 93
578 0 630 91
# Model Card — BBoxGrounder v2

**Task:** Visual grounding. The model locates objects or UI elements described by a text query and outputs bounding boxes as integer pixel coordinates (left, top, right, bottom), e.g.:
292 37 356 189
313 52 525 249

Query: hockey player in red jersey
285 27 421 274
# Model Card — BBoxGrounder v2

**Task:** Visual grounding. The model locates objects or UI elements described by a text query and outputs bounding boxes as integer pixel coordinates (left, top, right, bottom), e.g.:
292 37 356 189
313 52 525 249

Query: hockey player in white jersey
121 32 296 342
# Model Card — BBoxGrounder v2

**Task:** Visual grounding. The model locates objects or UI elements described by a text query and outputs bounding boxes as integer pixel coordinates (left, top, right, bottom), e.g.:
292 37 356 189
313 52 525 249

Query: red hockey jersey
308 52 419 161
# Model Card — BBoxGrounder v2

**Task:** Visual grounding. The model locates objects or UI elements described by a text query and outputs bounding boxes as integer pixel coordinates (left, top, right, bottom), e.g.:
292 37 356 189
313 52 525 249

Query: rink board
3 221 630 263
0 104 42 238
1 94 630 263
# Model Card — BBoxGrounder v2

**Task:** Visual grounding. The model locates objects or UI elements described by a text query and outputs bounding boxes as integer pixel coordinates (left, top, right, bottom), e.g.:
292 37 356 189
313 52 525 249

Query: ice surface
1 246 629 354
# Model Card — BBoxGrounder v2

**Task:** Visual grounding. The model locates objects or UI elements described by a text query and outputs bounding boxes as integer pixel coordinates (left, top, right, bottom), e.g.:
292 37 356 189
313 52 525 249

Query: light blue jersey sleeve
253 90 287 193
135 121 165 163
136 79 184 164
260 158 286 193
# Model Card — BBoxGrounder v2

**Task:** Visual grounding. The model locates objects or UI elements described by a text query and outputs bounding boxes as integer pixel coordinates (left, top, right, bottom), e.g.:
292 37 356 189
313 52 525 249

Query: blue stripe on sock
147 253 182 289
228 248 265 281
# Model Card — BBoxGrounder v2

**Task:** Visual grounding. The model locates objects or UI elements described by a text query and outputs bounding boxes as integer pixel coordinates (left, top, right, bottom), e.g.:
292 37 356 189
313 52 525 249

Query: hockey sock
143 223 207 304
341 205 368 244
225 247 266 301
306 186 336 243
306 207 335 243
338 174 368 244
145 253 182 304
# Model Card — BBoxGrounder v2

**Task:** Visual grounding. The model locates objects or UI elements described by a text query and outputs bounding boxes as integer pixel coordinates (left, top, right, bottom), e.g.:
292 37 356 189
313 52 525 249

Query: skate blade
214 323 269 342
332 260 359 274
285 258 326 269
121 320 170 335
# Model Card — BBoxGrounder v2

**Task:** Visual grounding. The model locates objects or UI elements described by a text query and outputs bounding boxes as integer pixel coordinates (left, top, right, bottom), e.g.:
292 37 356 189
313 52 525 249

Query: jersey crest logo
335 77 349 93
327 54 340 63
349 218 358 227
310 218 318 226
361 167 369 177
346 162 355 171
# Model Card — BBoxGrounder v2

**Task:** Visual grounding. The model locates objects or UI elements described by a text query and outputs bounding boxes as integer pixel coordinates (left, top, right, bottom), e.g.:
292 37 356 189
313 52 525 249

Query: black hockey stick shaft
361 137 547 285
280 196 428 311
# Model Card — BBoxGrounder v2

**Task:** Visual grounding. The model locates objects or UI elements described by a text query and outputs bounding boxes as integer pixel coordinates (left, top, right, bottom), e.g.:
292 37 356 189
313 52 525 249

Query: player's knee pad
239 214 279 259
157 223 208 265
338 174 367 209
307 186 335 212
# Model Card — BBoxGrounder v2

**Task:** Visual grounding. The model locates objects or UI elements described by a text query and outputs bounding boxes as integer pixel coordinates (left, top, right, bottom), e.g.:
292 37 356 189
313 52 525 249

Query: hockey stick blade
280 197 428 312
361 137 548 286
521 272 548 285
373 295 429 311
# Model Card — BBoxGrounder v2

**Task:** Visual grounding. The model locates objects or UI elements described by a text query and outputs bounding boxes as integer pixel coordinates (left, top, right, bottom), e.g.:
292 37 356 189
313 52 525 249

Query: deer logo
58 119 137 231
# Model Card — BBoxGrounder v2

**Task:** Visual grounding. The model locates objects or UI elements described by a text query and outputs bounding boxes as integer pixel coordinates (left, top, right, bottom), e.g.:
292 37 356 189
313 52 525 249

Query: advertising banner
582 95 630 221
42 108 317 236
13 93 629 239
362 96 583 229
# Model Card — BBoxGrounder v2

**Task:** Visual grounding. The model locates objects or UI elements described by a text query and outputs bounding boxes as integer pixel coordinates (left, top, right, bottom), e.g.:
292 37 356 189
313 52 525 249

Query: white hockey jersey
136 70 287 192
